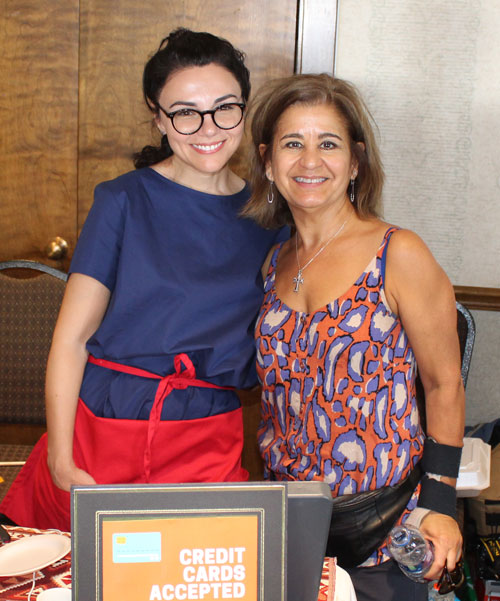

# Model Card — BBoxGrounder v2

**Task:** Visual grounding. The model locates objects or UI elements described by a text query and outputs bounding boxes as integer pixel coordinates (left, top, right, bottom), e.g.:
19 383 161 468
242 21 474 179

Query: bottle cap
390 526 410 547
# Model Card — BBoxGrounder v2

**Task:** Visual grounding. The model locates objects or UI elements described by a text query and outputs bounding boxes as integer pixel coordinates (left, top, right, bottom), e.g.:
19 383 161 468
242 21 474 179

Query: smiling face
263 102 358 215
156 63 245 184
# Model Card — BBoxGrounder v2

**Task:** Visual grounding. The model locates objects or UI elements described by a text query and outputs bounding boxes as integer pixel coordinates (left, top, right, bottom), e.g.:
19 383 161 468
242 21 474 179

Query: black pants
346 560 428 601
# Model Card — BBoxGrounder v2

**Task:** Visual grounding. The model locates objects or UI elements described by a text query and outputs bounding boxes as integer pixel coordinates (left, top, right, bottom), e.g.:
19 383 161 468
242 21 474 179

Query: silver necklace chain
293 218 349 292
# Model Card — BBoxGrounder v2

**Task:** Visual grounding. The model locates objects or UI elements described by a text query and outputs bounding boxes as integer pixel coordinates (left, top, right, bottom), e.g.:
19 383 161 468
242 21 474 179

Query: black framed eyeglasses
158 102 246 135
435 558 464 595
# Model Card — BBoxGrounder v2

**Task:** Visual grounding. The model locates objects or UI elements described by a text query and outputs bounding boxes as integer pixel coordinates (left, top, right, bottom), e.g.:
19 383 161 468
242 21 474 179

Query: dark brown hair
242 74 384 228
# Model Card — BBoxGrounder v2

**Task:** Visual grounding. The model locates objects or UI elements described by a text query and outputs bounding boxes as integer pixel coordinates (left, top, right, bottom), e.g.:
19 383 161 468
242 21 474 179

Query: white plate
37 588 72 600
0 533 71 577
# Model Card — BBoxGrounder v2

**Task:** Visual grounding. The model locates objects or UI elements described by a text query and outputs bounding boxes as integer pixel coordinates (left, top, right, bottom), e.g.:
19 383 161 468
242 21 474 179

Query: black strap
418 476 457 519
421 438 462 478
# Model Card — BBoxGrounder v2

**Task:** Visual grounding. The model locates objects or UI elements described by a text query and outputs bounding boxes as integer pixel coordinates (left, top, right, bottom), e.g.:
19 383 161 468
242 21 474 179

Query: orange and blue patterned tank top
256 227 425 562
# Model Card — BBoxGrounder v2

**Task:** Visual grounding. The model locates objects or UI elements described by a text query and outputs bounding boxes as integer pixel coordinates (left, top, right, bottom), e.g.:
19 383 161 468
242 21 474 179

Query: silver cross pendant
293 270 304 292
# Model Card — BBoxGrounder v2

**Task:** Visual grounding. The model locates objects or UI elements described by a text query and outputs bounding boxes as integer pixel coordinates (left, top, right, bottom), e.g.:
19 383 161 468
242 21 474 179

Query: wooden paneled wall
77 0 297 226
0 0 299 480
1 0 297 270
0 1 79 269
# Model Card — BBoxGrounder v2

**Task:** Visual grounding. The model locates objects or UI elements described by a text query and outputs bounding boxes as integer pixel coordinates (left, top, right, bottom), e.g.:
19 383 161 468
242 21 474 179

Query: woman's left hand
419 511 462 580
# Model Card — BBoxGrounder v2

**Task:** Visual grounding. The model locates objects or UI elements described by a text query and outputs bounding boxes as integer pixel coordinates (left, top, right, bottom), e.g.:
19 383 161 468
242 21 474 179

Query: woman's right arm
45 273 110 491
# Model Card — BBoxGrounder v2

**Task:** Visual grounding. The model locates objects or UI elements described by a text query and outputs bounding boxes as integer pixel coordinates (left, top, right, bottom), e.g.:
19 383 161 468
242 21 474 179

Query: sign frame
71 482 287 601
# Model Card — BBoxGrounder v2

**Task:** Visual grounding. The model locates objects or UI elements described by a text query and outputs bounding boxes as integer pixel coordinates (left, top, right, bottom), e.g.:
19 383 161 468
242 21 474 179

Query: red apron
0 353 248 531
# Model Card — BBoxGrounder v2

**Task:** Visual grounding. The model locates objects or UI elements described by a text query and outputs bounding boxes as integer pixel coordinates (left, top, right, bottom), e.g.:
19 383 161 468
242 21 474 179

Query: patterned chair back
456 301 475 388
0 261 67 505
0 261 67 425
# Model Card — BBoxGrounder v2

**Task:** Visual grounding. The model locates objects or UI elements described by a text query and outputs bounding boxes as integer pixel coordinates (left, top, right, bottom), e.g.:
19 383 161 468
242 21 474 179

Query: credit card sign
112 532 162 563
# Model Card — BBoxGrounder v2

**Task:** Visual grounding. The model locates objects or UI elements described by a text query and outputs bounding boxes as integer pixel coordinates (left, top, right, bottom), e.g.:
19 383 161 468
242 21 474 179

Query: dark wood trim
454 286 500 312
0 424 46 446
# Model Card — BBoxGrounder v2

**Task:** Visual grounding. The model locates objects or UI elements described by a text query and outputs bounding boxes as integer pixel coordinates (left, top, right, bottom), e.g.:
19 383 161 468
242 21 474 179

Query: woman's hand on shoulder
420 511 463 580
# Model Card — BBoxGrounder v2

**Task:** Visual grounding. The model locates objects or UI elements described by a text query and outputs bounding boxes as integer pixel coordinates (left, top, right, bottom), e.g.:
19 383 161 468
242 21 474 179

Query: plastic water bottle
387 524 434 582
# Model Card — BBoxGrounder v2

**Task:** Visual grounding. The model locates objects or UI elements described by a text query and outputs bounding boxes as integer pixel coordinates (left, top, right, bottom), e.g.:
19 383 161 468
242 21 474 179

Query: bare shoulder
387 227 429 250
384 227 454 314
386 227 441 271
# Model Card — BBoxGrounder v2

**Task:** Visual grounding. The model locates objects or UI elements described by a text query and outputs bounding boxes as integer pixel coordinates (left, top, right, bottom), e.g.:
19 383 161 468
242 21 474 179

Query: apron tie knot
87 353 233 482
174 353 196 379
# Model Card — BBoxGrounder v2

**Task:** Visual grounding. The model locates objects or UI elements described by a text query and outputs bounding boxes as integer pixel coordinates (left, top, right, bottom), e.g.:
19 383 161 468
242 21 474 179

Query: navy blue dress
70 168 287 421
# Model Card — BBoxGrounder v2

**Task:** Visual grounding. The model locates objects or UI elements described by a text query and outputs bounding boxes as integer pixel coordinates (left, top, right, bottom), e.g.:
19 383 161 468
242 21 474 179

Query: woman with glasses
0 29 286 531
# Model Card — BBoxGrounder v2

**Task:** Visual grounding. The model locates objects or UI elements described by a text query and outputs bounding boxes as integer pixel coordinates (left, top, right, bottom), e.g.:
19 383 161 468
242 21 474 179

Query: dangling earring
350 178 356 204
267 181 275 204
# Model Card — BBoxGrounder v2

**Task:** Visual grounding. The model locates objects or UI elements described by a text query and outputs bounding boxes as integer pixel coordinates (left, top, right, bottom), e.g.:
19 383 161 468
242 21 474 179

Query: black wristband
421 438 462 478
417 475 457 519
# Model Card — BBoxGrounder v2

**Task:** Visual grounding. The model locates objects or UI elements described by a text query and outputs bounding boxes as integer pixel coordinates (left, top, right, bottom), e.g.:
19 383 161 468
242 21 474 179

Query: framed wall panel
333 0 500 290
332 0 500 424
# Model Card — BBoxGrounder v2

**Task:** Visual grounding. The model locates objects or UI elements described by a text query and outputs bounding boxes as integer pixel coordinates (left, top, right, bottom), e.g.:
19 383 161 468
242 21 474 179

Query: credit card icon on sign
112 532 162 563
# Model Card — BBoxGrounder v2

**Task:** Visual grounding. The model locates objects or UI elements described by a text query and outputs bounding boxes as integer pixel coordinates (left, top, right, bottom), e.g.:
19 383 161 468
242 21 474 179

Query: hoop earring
267 181 275 204
350 178 356 204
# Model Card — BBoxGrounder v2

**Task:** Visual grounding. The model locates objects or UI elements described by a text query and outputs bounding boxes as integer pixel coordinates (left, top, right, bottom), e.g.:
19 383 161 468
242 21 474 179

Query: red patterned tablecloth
318 557 336 601
0 527 337 601
0 526 71 600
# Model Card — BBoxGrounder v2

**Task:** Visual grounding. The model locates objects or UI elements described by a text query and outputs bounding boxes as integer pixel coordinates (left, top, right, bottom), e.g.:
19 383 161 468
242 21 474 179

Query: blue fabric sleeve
69 182 126 291
275 225 291 244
